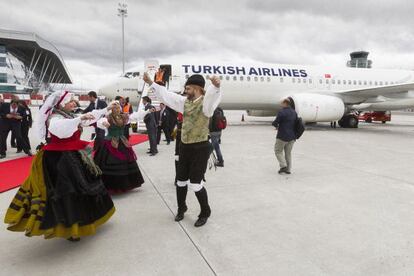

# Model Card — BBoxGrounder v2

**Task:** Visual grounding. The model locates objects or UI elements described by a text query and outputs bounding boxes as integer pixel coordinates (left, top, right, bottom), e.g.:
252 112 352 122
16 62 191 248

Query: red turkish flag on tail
324 74 332 78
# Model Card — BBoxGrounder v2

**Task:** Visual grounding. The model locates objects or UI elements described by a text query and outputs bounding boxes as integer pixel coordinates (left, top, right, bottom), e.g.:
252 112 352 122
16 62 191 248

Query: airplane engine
246 110 278 117
289 93 345 123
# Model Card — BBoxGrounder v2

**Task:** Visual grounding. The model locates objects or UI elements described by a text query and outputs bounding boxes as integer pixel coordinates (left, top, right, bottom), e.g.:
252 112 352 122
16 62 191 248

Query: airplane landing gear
338 114 359 128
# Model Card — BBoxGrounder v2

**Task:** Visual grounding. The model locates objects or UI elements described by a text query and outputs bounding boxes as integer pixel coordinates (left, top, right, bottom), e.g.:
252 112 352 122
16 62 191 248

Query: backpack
294 116 305 139
214 109 227 130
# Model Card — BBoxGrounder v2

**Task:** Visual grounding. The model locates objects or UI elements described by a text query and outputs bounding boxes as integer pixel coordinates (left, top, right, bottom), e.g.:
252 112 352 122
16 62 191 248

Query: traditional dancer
143 72 221 227
4 91 115 241
94 102 145 193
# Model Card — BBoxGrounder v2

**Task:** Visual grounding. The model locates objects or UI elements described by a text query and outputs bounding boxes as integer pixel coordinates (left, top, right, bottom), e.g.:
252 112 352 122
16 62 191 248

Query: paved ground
1 110 414 275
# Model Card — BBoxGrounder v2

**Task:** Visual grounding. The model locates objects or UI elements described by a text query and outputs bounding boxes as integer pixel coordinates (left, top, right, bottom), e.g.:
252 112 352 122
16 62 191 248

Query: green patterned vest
181 96 209 144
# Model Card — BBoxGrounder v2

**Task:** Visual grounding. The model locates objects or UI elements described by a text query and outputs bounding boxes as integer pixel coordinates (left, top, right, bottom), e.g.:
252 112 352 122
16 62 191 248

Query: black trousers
17 122 31 151
177 141 211 184
157 124 172 144
146 124 158 153
0 120 30 155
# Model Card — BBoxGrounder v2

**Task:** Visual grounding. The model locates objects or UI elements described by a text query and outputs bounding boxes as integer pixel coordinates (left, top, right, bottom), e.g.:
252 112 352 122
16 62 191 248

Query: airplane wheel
339 115 359 128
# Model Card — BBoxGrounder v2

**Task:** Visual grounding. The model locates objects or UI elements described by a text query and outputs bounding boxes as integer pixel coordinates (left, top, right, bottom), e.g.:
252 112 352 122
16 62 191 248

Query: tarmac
1 110 414 275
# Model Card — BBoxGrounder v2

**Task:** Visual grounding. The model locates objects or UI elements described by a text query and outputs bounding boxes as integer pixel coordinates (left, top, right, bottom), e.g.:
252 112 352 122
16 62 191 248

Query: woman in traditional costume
4 91 115 241
94 103 146 193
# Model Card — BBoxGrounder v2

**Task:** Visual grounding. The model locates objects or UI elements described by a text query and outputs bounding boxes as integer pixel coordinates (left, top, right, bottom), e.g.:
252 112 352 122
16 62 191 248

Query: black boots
175 186 188 221
194 187 211 227
175 186 211 227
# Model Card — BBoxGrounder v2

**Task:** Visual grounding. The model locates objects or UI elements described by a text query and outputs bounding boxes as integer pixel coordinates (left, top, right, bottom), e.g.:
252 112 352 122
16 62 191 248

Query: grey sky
1 0 413 89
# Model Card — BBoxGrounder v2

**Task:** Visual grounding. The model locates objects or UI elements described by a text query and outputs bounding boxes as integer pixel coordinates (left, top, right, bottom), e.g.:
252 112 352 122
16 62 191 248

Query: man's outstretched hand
210 76 220 88
143 72 153 86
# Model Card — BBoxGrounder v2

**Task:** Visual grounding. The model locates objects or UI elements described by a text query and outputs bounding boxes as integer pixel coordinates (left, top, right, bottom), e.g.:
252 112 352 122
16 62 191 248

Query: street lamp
117 2 128 74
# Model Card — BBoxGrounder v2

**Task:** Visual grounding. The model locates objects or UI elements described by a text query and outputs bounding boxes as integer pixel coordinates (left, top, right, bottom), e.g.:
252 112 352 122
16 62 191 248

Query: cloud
1 0 414 88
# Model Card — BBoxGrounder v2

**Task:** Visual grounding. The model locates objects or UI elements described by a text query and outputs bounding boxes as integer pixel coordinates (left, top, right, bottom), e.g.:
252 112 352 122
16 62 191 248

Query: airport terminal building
0 29 71 100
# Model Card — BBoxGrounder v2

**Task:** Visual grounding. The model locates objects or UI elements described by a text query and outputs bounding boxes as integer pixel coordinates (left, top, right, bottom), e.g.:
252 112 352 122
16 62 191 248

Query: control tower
346 51 372 68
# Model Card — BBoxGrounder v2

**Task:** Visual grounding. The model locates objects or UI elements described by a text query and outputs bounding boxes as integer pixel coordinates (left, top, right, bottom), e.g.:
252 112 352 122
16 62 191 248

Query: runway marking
139 163 218 276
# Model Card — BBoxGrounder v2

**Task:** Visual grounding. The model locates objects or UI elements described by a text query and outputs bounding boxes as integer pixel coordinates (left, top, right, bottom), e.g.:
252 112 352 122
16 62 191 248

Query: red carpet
0 134 148 193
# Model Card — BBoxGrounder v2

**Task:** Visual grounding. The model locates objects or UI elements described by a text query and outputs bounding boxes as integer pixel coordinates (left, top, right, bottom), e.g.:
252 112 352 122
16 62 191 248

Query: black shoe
146 151 152 154
25 150 33 156
278 167 288 174
286 171 291 174
67 237 81 242
194 217 208 227
149 152 157 156
16 149 22 153
0 154 6 159
11 144 16 148
166 142 170 145
215 161 224 167
175 207 187 222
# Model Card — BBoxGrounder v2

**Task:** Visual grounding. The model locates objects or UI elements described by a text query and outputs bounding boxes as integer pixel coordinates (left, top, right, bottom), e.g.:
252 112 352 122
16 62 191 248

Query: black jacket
272 107 297 142
144 104 157 128
82 99 107 114
0 103 27 125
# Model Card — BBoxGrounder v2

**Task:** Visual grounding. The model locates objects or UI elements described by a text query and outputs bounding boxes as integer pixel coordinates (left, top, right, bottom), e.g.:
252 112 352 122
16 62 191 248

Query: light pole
118 2 128 74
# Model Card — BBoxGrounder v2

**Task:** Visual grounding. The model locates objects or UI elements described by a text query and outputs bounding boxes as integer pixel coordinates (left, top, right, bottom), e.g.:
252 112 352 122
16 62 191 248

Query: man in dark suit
142 96 158 156
156 103 173 145
82 91 107 149
0 99 32 158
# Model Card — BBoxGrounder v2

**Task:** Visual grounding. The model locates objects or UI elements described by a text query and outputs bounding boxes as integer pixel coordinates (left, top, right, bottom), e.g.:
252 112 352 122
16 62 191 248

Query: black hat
185 74 205 89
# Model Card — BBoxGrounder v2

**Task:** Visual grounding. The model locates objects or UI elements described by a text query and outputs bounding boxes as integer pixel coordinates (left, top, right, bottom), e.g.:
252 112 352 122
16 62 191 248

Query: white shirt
149 82 221 117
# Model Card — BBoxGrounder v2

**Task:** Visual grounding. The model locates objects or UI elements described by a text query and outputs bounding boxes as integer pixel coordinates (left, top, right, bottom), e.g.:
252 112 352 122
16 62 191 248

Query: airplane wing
335 82 414 98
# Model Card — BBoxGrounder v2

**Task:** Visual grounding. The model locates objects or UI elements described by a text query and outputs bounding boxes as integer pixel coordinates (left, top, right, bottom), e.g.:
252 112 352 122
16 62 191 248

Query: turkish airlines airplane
98 60 414 128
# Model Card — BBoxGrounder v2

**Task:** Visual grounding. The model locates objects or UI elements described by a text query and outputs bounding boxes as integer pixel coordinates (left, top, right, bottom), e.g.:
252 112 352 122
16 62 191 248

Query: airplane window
206 75 210 79
225 76 230 81
326 79 329 84
303 79 307 83
337 80 341 84
385 81 388 85
292 78 296 83
220 76 223 80
358 80 362 85
267 77 271 82
297 78 301 83
391 81 394 85
233 76 237 81
374 81 378 85
364 81 367 85
185 74 189 79
254 77 258 82
260 77 264 82
319 79 322 84
353 80 357 85
369 81 372 85
280 77 284 83
332 80 336 84
348 80 351 85
309 79 312 84
247 76 251 81
379 81 383 85
240 76 244 81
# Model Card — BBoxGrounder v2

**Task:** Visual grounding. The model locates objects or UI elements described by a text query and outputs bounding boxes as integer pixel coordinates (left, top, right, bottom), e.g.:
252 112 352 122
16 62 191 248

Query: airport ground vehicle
358 111 391 123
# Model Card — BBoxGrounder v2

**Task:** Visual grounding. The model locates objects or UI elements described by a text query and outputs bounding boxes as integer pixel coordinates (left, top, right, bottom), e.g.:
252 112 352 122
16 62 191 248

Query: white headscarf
36 91 74 141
